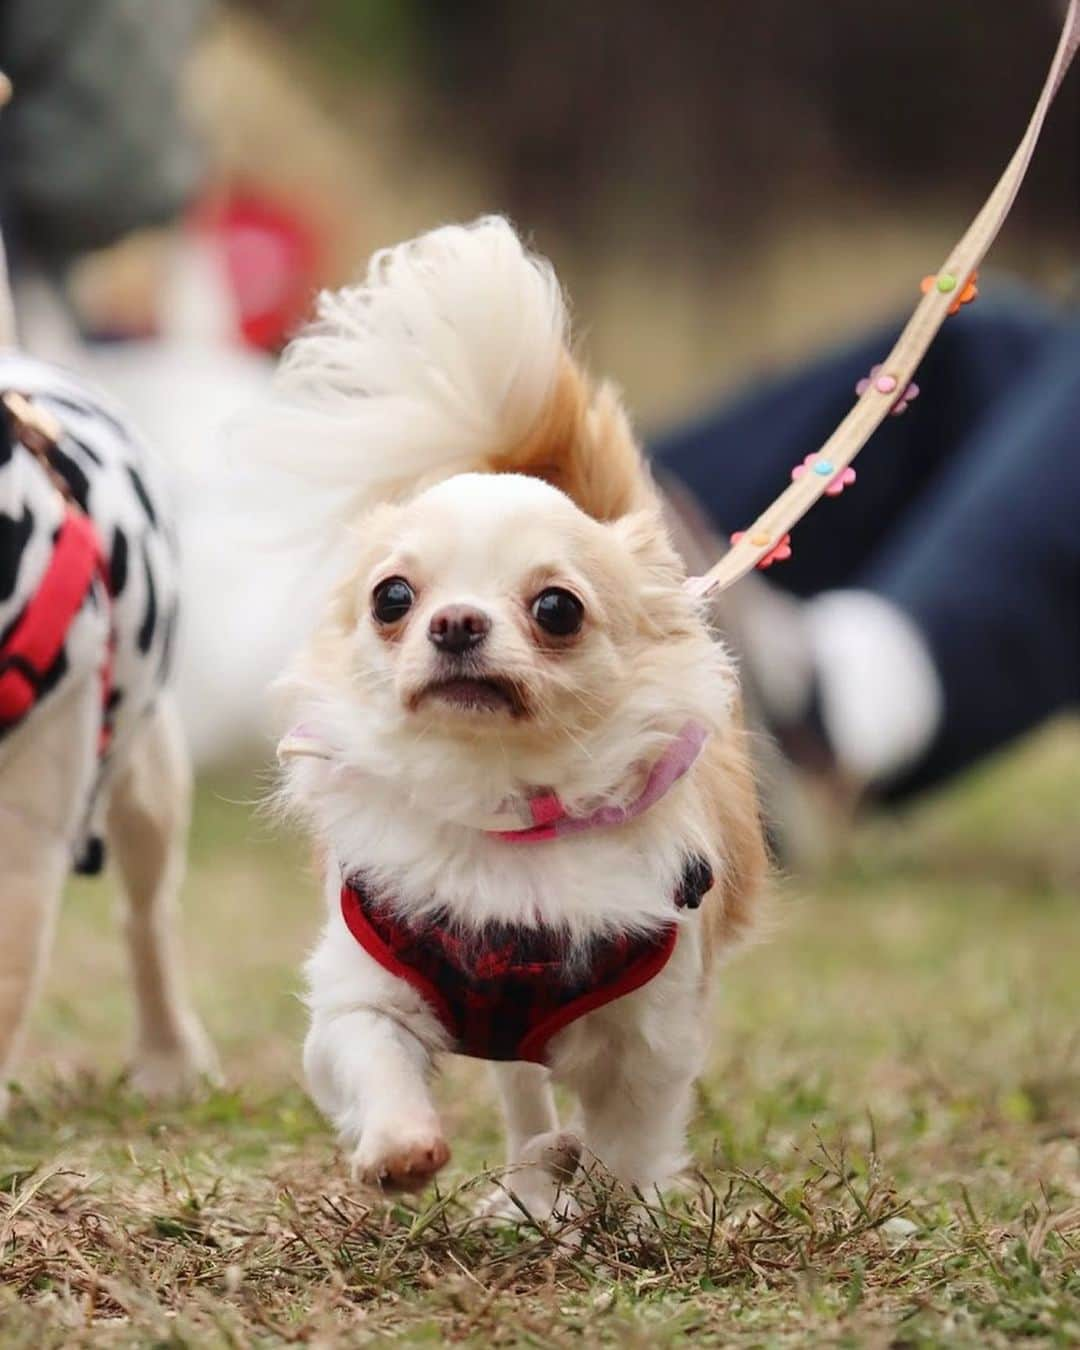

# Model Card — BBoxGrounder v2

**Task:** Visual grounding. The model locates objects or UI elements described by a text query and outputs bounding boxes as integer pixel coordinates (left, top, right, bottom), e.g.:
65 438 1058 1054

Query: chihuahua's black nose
428 604 490 654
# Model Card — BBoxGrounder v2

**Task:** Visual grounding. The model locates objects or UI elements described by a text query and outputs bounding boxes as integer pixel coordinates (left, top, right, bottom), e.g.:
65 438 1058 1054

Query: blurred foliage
233 0 426 77
230 0 1079 250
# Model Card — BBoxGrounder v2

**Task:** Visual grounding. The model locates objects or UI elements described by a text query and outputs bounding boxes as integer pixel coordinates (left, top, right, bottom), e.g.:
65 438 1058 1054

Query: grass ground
1 727 1078 1347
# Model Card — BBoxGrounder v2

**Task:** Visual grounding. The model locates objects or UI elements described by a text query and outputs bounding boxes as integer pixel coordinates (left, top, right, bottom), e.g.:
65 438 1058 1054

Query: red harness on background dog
340 856 713 1064
0 507 112 751
1 388 114 752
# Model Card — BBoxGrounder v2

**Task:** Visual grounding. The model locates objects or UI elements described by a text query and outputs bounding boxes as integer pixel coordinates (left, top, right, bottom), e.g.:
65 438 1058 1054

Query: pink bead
856 364 921 416
791 454 856 497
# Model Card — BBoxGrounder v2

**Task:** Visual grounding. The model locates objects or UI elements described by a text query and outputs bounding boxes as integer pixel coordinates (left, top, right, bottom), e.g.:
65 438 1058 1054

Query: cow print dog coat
0 350 179 871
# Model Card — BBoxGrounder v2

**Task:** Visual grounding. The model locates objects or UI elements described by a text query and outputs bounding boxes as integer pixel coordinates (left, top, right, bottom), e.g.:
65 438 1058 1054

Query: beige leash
689 1 1080 600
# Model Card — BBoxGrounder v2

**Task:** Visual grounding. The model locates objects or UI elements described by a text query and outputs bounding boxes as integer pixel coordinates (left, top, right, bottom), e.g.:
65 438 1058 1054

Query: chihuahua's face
326 473 698 752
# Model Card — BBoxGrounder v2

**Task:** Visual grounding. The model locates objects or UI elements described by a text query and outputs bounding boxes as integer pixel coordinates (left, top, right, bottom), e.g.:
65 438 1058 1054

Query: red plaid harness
282 710 717 1063
341 856 713 1064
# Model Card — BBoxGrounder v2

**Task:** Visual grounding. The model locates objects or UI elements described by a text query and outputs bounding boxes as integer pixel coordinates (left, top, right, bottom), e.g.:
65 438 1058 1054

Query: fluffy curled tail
234 215 653 529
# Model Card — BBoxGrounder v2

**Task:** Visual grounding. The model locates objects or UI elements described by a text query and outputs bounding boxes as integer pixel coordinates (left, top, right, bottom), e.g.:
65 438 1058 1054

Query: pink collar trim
488 720 709 842
278 719 709 842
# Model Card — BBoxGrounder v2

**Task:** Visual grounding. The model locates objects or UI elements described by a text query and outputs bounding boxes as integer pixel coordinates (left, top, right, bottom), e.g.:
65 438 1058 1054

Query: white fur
252 219 744 1205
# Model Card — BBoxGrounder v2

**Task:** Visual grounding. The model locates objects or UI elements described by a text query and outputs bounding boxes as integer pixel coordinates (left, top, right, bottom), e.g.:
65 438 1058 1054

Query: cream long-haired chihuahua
244 217 766 1216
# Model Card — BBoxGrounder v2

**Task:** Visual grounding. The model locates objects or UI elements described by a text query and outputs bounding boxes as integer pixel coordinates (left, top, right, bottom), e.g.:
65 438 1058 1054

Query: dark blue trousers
652 293 1080 798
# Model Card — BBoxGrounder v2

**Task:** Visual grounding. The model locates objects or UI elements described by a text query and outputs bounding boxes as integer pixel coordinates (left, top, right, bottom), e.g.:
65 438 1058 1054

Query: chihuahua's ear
608 508 705 639
609 508 687 588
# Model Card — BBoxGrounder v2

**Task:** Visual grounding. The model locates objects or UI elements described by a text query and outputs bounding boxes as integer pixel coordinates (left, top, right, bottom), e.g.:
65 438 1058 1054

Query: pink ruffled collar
278 719 709 842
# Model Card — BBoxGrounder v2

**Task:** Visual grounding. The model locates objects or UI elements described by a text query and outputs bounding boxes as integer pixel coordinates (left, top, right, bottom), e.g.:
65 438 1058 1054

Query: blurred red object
199 191 321 352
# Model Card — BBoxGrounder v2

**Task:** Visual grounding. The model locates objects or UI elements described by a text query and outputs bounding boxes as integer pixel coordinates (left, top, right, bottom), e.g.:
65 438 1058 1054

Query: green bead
937 273 958 293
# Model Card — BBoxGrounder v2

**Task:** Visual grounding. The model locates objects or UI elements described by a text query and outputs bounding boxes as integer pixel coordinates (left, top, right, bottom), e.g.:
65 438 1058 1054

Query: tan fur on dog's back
490 354 654 521
698 716 769 965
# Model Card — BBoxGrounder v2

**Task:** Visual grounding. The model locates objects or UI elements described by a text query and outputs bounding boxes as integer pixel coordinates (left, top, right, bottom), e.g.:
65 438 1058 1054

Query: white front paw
351 1115 450 1191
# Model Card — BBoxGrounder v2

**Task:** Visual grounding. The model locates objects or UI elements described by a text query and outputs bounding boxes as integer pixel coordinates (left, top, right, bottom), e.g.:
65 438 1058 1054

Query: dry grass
2 725 1079 1346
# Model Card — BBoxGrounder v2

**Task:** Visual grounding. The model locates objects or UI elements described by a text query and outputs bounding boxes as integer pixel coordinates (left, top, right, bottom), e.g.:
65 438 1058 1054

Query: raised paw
352 1120 450 1191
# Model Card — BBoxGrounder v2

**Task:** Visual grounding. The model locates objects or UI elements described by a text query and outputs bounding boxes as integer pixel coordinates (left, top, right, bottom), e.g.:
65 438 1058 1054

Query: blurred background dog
0 177 218 1112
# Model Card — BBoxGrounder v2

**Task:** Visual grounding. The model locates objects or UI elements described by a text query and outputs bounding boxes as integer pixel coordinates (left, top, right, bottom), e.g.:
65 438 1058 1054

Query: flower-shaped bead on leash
855 366 920 416
920 270 979 316
729 531 792 570
791 455 856 497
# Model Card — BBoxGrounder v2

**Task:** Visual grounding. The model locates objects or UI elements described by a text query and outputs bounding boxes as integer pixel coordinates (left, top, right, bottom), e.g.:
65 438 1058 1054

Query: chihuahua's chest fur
289 745 719 940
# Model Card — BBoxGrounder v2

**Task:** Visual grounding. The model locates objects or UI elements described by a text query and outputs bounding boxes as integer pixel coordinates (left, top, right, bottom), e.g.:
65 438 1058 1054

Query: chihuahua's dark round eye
372 577 415 624
531 587 584 637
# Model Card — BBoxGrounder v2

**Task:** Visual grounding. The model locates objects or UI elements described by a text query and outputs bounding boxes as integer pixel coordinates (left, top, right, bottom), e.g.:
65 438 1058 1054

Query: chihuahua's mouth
414 674 527 717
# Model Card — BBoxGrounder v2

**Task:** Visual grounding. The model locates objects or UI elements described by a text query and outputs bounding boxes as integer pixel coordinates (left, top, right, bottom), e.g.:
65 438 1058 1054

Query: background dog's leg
0 676 101 1116
106 695 219 1097
304 1008 449 1190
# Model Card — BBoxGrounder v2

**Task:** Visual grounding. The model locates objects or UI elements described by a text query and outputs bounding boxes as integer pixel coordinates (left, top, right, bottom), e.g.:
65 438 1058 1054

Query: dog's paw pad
352 1129 450 1191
